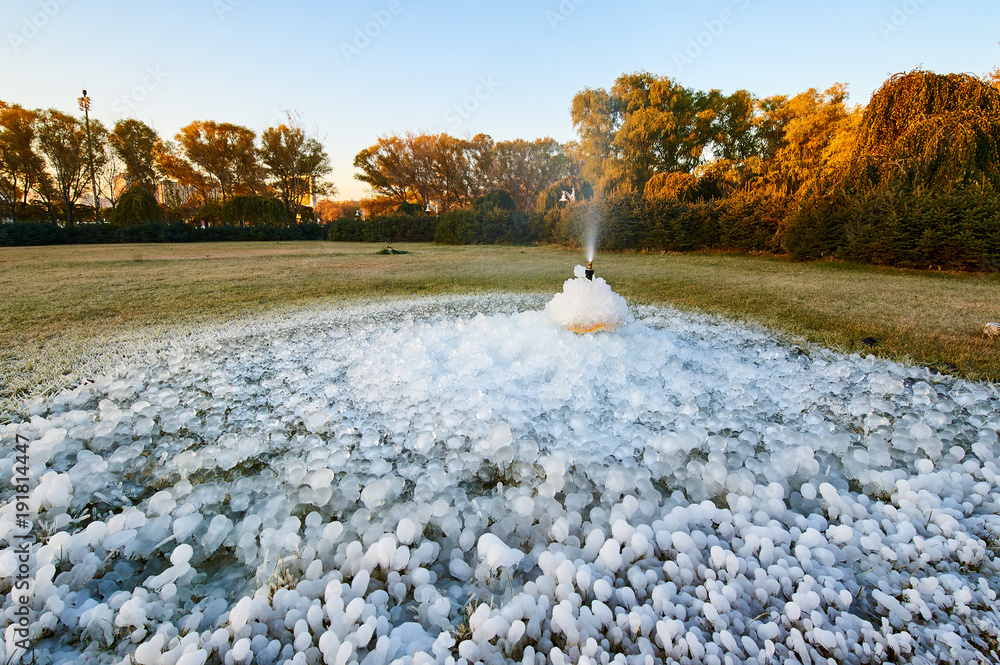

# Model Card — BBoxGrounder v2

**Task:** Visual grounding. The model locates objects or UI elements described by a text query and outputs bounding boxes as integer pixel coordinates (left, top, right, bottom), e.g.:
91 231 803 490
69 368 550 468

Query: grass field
1 241 998 410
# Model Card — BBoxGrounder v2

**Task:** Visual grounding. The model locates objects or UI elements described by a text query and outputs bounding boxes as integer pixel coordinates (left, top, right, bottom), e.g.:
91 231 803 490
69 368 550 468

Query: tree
260 114 333 223
570 72 750 194
642 171 698 202
355 133 573 213
354 135 416 206
988 67 1000 88
34 109 107 226
174 120 261 202
112 184 161 226
492 138 573 211
108 119 161 191
746 84 859 197
154 139 214 205
315 198 358 221
0 103 43 222
847 70 1000 191
98 145 125 210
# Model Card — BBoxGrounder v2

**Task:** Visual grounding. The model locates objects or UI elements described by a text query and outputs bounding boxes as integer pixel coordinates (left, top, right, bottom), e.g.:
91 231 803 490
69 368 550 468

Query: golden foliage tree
642 171 698 202
848 70 1000 191
0 102 43 222
173 120 263 202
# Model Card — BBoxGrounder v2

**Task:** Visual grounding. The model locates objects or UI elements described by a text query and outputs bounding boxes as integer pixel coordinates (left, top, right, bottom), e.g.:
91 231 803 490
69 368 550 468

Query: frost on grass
1 294 999 664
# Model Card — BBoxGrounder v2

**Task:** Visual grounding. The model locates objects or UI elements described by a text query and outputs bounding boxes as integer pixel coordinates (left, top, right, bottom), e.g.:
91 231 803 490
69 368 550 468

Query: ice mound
2 294 1000 665
545 265 629 333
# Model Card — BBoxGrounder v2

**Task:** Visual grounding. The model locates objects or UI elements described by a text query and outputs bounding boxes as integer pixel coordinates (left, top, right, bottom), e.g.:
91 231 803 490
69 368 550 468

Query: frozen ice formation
545 265 629 333
1 293 999 664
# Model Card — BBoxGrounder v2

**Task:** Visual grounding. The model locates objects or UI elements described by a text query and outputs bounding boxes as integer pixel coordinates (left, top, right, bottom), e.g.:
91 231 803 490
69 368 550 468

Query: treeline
339 67 1000 270
353 133 581 214
0 101 332 227
562 68 1000 270
7 67 1000 270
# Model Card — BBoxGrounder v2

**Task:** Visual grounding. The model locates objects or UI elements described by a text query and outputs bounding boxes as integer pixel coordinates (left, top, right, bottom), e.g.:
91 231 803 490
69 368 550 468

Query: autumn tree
260 115 334 222
642 171 699 202
154 140 215 205
492 138 573 211
745 84 859 197
571 72 750 194
354 135 416 206
109 119 161 191
0 103 43 222
174 120 262 202
354 133 573 213
315 199 358 221
847 70 1000 191
33 109 107 226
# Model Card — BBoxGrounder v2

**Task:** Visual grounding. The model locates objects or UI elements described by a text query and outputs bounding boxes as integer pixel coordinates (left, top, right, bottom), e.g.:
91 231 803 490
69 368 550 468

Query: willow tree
848 70 1000 191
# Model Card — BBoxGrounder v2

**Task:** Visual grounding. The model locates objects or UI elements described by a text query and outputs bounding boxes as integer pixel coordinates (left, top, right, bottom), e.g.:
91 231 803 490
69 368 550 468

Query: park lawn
1 241 998 410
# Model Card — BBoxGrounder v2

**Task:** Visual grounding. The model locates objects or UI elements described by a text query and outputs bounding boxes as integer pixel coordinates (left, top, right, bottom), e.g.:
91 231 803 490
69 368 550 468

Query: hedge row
327 209 543 245
327 215 437 243
554 190 790 254
783 183 1000 270
5 188 998 271
0 222 327 246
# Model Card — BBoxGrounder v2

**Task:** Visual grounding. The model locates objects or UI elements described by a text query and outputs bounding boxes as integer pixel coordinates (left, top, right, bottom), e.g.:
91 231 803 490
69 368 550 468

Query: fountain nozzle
585 261 594 281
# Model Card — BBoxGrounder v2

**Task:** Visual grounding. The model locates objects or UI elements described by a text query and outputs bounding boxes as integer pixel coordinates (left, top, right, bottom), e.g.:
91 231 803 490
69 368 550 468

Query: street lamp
77 90 100 223
424 202 438 216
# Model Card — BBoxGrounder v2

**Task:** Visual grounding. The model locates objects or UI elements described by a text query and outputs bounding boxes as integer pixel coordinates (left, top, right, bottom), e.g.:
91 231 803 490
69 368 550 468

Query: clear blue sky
3 0 997 200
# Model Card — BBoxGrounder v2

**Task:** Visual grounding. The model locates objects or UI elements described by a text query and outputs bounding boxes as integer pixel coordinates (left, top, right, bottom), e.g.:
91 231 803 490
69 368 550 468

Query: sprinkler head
585 261 594 281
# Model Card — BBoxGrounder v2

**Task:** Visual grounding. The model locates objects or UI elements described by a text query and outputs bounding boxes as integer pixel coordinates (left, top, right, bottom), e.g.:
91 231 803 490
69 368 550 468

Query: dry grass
1 242 998 410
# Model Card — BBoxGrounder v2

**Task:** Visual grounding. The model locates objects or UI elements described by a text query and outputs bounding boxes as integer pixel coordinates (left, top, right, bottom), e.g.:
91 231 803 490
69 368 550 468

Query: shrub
0 222 67 246
473 190 516 211
222 195 285 227
111 186 162 227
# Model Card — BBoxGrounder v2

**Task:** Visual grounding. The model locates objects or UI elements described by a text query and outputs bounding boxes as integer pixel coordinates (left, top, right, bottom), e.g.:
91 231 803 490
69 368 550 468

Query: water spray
585 261 594 281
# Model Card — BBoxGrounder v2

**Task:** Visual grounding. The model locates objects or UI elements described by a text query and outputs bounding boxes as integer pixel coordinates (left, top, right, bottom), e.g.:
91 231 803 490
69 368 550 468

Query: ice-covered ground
1 292 999 665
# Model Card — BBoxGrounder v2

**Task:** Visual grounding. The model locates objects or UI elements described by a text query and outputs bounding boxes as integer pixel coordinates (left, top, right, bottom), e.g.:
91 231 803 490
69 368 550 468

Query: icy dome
1 294 999 665
545 266 629 333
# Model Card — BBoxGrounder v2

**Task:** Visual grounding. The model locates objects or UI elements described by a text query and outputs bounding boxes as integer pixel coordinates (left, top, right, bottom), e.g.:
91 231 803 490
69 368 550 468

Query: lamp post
78 90 100 223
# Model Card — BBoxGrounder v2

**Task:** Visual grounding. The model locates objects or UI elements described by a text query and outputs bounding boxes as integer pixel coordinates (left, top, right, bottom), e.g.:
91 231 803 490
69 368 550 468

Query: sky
2 0 998 201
